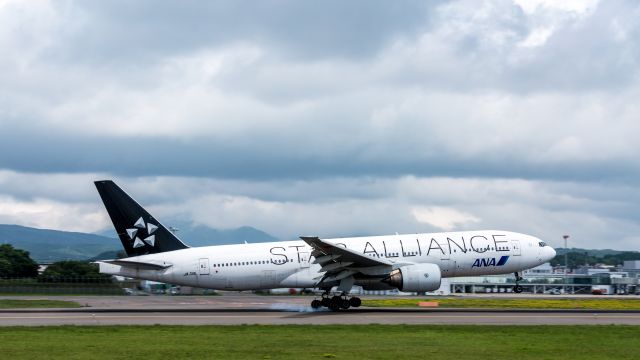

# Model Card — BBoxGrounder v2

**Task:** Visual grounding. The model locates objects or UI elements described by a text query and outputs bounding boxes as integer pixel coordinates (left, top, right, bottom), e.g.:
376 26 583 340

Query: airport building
445 262 640 295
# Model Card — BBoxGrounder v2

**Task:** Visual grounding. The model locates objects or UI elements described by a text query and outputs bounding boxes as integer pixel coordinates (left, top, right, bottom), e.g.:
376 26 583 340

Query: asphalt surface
1 294 640 326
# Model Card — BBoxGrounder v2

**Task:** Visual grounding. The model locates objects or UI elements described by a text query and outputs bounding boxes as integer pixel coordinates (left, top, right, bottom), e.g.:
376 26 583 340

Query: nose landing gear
513 271 524 293
311 291 361 311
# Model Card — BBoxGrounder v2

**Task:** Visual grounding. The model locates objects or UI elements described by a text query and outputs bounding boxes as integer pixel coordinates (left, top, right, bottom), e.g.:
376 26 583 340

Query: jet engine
383 263 442 292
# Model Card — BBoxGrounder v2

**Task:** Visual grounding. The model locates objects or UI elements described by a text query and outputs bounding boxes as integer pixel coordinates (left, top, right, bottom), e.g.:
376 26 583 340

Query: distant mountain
1 223 278 263
89 250 124 261
0 224 119 262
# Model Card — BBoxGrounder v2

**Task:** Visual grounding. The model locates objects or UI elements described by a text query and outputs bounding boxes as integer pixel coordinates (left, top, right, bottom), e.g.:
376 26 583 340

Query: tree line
0 244 112 282
550 250 640 269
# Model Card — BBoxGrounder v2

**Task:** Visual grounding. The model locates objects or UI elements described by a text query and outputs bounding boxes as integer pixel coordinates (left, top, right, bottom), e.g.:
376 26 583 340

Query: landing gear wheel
311 299 321 309
321 297 330 307
349 297 362 308
328 296 341 311
340 299 351 310
513 272 524 293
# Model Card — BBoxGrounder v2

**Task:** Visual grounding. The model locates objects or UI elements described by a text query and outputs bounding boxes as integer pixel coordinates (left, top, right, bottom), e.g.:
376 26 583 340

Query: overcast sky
1 0 639 250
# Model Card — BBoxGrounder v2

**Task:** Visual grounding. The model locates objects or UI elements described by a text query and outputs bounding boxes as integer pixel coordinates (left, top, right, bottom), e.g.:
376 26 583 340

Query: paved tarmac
1 294 640 326
2 309 640 326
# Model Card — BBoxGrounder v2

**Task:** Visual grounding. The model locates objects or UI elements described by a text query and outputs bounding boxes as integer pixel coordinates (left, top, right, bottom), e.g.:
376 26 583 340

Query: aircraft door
511 240 521 256
198 258 210 275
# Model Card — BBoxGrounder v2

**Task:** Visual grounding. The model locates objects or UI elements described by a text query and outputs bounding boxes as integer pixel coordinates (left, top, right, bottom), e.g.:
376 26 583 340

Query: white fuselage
99 230 555 291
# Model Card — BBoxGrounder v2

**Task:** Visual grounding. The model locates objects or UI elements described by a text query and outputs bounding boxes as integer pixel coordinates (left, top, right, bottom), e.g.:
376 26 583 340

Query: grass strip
0 299 82 309
0 325 638 359
363 297 640 310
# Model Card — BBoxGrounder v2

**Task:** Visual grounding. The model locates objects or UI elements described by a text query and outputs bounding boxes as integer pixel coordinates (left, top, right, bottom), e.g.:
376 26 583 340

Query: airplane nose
547 246 556 261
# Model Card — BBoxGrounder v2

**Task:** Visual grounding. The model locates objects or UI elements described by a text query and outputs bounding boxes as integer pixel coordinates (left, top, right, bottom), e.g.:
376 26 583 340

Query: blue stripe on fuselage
496 255 509 266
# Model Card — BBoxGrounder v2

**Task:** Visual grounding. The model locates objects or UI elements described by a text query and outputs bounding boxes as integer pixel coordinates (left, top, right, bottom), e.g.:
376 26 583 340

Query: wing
300 236 393 286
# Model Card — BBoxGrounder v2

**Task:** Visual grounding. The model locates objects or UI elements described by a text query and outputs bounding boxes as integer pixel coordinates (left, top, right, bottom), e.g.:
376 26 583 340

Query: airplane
94 180 557 310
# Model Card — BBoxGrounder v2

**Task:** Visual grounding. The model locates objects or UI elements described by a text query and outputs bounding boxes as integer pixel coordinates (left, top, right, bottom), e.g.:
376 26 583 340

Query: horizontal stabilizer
101 259 172 271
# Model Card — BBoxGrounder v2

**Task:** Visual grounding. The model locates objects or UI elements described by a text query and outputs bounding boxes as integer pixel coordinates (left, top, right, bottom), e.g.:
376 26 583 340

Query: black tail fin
94 180 189 257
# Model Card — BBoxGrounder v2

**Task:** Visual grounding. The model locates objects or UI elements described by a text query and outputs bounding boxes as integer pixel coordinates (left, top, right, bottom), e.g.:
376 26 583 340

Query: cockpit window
538 241 547 247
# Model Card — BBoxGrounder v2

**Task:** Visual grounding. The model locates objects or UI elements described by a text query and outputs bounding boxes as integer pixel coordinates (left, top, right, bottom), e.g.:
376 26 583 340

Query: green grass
0 299 82 309
363 297 640 310
0 325 638 359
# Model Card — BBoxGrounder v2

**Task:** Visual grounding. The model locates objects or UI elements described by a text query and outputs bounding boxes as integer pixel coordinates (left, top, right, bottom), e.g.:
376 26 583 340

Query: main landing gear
513 271 524 293
311 291 361 311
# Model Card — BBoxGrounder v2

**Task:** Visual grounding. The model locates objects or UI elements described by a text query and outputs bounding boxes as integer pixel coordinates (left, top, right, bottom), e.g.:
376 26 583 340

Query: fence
0 277 127 295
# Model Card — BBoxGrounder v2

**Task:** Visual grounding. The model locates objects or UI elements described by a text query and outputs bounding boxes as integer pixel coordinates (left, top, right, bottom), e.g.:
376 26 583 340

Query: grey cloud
0 123 638 183
47 0 438 65
370 0 640 93
507 1 640 92
183 0 640 109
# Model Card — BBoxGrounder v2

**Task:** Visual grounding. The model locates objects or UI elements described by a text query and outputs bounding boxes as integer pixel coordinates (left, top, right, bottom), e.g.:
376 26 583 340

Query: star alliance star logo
126 217 158 249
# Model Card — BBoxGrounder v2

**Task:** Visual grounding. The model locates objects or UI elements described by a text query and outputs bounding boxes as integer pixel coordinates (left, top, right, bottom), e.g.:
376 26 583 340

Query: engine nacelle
384 264 442 292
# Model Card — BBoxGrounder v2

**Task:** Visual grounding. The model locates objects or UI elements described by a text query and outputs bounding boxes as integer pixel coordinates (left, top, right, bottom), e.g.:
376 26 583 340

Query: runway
2 309 640 326
2 294 640 326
